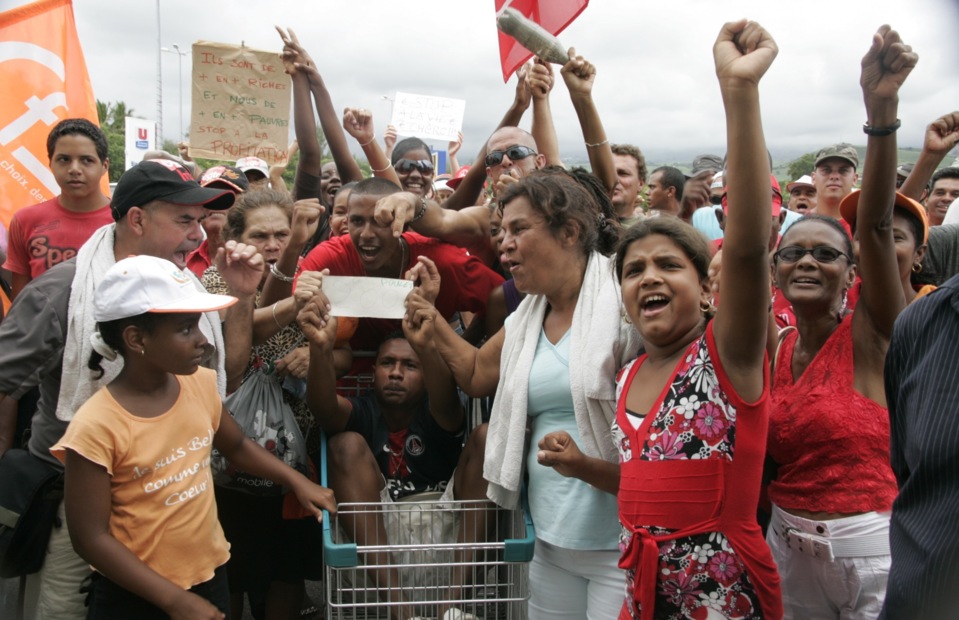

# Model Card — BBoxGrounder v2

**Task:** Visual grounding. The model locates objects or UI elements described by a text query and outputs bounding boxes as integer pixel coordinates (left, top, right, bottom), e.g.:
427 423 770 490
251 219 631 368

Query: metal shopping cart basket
320 424 534 619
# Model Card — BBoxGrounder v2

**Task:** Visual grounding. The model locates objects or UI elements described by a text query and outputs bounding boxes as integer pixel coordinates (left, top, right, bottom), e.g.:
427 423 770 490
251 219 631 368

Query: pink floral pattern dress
612 323 781 620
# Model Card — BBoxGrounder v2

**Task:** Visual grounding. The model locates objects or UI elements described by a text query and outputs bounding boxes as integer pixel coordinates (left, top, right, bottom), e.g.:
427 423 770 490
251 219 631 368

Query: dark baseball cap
685 154 723 178
814 143 859 170
111 160 236 221
200 165 250 193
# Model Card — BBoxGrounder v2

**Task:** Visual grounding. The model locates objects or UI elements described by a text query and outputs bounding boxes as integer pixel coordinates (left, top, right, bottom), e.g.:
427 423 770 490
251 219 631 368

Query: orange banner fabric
0 0 104 231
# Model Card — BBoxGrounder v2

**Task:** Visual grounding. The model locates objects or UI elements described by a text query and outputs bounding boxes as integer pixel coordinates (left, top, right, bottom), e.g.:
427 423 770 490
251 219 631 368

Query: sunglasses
485 145 537 167
395 159 434 174
774 246 850 263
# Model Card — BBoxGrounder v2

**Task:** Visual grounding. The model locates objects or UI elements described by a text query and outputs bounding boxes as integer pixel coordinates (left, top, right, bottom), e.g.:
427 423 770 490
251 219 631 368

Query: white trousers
767 504 890 620
527 538 624 620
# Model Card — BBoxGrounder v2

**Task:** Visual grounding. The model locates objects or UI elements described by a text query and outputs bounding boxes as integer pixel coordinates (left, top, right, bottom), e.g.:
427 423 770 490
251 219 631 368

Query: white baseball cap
94 255 237 322
786 174 814 193
235 156 270 178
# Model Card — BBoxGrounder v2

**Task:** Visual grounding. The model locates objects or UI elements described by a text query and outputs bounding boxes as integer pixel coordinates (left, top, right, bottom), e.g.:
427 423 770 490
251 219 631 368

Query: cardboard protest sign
390 91 465 143
189 41 291 165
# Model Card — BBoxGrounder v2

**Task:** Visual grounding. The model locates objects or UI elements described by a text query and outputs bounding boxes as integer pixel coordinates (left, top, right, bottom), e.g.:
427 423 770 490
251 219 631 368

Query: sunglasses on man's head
485 145 537 167
395 159 434 174
774 246 850 264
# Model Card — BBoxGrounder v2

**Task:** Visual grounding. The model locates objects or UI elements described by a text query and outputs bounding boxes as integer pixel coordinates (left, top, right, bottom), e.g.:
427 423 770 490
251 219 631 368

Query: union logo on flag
0 0 106 229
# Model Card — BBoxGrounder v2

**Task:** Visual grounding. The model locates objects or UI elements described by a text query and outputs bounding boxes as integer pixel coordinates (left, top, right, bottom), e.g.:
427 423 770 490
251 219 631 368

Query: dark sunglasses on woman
774 246 851 263
485 145 537 167
395 159 434 174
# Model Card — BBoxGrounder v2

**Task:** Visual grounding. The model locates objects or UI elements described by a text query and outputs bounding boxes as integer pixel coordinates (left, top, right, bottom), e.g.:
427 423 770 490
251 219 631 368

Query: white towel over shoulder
56 224 227 421
484 252 641 508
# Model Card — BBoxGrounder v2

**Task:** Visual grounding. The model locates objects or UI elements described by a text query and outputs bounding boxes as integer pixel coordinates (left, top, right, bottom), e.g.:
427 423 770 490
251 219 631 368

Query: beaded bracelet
411 196 428 222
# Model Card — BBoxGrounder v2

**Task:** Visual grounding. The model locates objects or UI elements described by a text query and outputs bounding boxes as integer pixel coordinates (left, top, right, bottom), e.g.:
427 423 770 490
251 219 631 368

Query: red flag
0 0 105 230
496 0 588 82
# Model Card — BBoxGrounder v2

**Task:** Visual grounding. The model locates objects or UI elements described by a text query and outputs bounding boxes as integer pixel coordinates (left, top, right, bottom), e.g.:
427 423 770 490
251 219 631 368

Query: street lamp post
161 44 190 142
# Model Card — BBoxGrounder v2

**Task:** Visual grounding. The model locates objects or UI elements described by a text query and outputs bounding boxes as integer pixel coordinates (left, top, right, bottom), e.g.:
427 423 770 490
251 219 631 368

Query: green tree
787 152 816 181
96 100 134 182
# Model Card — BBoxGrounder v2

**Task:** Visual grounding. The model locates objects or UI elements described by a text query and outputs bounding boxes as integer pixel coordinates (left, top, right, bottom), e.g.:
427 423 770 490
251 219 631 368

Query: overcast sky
6 0 959 166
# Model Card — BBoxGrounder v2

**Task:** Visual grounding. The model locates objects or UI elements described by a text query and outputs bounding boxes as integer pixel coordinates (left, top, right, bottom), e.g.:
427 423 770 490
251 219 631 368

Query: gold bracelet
371 162 393 173
271 302 283 329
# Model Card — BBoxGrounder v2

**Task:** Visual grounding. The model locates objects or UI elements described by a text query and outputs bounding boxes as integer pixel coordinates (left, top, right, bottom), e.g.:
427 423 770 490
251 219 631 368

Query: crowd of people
1 16 959 620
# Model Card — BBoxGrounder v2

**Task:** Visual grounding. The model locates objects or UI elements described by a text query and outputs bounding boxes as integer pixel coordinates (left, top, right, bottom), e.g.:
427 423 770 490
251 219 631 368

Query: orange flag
0 0 105 231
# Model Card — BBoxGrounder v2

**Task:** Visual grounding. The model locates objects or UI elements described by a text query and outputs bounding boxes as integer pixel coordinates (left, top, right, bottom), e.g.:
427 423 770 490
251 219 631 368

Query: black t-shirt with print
345 395 465 500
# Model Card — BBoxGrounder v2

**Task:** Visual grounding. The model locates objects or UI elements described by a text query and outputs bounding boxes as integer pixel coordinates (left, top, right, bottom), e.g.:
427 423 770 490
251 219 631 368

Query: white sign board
124 117 156 170
322 276 413 319
390 91 466 143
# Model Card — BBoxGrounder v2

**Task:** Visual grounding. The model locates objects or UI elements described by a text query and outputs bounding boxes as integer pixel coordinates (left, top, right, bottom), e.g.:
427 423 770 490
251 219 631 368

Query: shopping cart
320 433 535 619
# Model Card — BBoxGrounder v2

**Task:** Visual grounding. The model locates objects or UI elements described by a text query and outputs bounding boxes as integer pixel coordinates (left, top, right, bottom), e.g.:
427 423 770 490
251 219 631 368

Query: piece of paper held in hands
322 276 413 319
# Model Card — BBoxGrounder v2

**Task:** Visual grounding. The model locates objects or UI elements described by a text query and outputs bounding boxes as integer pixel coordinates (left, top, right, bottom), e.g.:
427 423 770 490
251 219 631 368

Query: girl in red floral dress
610 19 783 620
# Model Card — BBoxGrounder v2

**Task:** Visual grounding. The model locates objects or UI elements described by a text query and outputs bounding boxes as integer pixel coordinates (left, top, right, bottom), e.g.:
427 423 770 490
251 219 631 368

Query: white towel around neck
55 224 227 421
484 251 641 508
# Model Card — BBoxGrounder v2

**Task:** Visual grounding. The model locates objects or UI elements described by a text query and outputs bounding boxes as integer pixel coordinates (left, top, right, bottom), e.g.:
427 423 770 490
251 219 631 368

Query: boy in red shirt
3 118 113 300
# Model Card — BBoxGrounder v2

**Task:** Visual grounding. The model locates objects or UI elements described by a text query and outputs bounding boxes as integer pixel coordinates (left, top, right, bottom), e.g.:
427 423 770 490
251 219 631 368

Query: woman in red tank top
765 26 918 619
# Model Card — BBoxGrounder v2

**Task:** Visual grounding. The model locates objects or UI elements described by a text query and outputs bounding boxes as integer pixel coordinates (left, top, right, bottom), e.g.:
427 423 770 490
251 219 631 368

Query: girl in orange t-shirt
52 256 335 620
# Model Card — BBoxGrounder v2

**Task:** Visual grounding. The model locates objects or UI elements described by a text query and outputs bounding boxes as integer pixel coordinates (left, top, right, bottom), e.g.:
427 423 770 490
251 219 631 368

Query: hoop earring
621 307 632 324
913 262 923 273
700 300 714 315
838 288 848 320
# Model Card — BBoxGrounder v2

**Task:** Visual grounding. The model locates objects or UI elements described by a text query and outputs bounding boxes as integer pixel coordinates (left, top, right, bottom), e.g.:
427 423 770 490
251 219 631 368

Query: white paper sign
124 117 156 170
390 91 466 143
322 276 413 319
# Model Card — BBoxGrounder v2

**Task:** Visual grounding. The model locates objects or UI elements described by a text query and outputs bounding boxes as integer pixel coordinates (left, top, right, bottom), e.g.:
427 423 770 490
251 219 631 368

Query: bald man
373 126 546 265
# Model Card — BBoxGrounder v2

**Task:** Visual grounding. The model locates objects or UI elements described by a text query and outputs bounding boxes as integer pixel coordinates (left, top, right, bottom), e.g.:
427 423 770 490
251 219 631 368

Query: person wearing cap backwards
809 142 859 221
0 159 265 620
186 165 250 278
786 174 817 214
